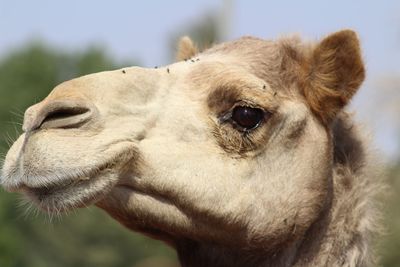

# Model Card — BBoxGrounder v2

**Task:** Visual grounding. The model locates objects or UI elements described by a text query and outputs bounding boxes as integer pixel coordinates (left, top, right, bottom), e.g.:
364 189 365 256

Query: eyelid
232 100 262 110
231 100 275 117
218 104 273 133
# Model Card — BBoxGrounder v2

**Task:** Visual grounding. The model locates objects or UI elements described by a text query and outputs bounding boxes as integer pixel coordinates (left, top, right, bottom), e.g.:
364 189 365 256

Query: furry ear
302 30 365 124
176 36 198 61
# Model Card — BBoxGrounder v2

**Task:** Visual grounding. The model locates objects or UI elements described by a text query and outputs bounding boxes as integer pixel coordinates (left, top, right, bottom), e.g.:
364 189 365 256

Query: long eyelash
218 111 232 124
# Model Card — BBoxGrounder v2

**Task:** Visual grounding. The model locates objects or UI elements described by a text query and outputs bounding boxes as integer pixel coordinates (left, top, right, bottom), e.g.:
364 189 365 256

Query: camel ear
303 30 365 124
176 36 198 61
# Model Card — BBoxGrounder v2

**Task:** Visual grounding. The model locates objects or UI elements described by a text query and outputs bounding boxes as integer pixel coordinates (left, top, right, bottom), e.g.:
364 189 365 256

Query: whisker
9 109 25 119
4 132 14 147
17 196 36 220
13 127 21 144
33 205 40 219
4 121 22 127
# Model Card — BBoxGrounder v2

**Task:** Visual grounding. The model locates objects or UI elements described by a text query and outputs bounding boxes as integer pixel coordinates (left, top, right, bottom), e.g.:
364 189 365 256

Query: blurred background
0 1 399 266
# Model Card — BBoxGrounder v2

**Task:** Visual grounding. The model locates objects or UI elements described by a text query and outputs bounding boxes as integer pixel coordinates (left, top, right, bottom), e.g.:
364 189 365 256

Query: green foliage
0 42 176 267
169 12 222 61
379 164 400 267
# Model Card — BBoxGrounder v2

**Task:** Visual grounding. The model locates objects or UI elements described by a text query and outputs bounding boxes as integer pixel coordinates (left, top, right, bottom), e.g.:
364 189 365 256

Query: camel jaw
2 165 118 213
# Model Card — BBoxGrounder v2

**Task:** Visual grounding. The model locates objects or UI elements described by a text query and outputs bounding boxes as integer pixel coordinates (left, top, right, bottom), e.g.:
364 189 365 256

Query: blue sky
1 0 399 159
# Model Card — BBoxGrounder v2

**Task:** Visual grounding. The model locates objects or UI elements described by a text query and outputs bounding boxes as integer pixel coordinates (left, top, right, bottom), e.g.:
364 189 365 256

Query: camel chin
22 169 118 212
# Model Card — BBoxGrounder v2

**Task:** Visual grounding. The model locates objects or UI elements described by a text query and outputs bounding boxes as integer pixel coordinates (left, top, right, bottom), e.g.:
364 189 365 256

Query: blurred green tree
0 42 176 267
379 163 400 267
168 8 228 62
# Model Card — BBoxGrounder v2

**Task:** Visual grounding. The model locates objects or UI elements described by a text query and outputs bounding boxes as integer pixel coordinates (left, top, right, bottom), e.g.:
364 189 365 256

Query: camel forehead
185 37 293 85
43 36 293 104
206 36 273 54
200 36 303 88
203 36 291 65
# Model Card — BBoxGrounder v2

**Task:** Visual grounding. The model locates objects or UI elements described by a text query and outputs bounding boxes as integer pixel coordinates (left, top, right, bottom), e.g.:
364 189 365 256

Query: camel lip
23 176 90 201
3 154 118 194
21 173 107 213
1 173 90 194
18 164 113 211
2 144 136 212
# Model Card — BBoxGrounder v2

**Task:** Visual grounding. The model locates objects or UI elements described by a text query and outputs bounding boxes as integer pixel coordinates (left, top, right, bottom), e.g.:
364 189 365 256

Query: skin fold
1 30 381 267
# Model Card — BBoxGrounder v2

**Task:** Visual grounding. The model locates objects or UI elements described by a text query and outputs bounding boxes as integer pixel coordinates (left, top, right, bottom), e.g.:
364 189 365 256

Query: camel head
1 30 367 266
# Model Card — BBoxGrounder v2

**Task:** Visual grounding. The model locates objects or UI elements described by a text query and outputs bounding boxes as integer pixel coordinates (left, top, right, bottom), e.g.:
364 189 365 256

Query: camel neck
176 239 299 267
174 207 329 267
174 166 375 267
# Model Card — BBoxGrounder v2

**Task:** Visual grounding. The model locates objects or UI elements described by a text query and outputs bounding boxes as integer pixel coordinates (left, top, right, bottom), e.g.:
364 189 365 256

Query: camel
1 30 381 267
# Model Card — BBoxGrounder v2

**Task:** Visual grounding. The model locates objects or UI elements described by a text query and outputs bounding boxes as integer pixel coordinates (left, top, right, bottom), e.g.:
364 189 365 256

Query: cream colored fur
1 31 381 267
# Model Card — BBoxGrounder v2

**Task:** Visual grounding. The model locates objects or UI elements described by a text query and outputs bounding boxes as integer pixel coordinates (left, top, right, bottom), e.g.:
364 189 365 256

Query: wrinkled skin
2 31 375 267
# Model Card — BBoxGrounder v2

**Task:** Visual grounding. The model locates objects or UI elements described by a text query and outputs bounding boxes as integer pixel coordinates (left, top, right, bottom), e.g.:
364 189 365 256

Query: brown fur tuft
301 30 365 124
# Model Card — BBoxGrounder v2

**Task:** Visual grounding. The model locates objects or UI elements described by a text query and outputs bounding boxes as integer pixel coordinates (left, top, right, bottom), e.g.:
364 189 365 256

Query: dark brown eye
231 106 264 130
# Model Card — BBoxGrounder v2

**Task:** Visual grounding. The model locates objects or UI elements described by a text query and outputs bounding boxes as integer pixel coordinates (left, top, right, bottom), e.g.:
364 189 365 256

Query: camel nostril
22 100 95 132
42 107 89 124
40 105 92 130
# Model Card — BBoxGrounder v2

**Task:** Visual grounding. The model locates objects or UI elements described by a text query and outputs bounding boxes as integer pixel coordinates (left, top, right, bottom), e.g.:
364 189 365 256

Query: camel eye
231 106 264 130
